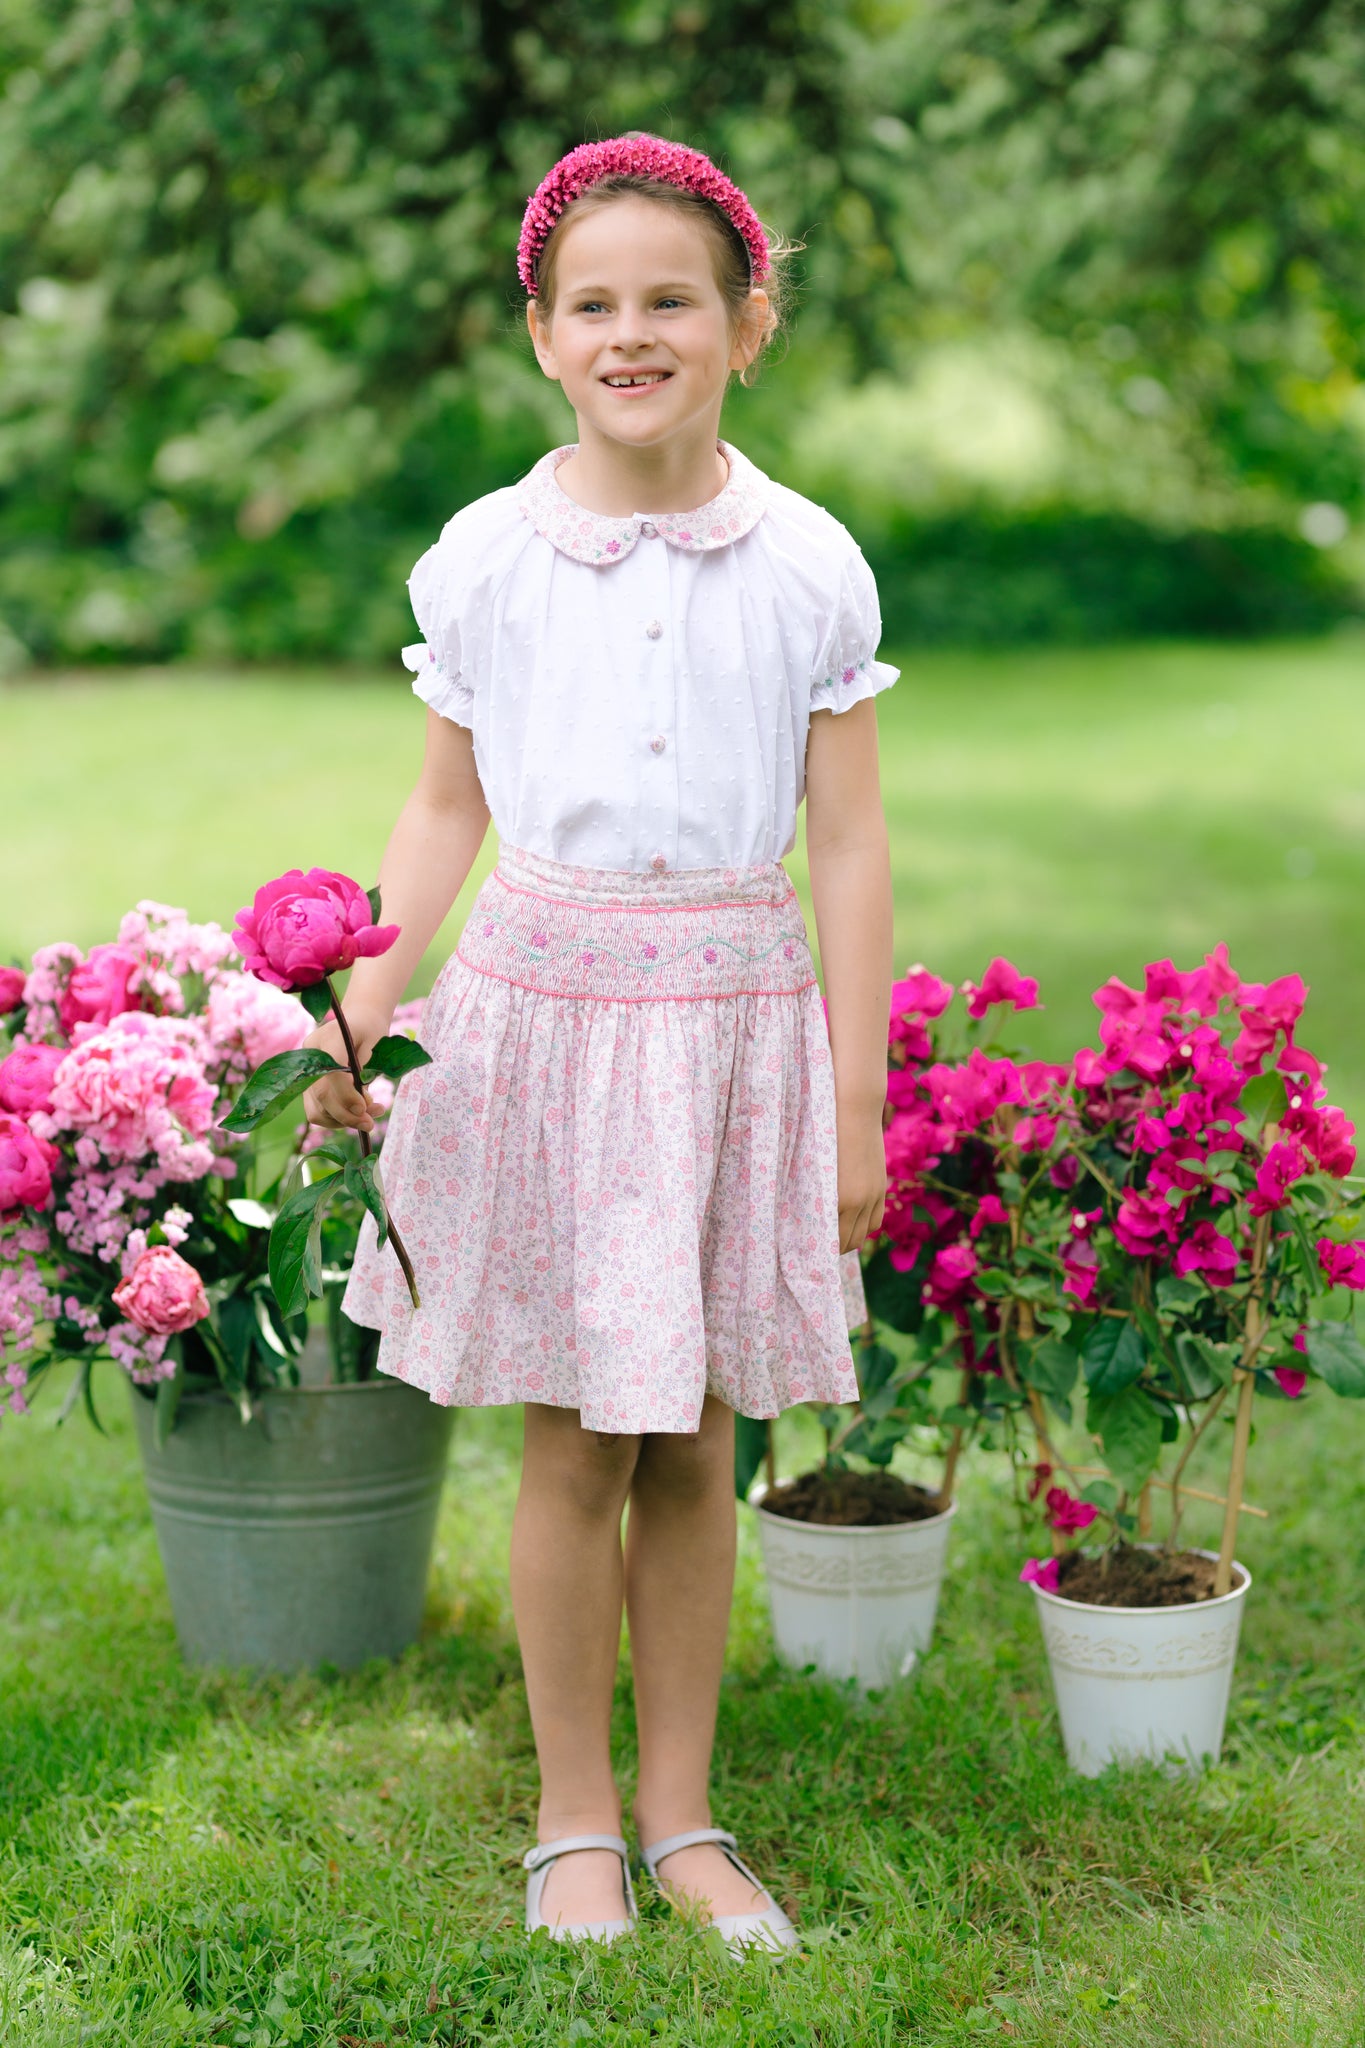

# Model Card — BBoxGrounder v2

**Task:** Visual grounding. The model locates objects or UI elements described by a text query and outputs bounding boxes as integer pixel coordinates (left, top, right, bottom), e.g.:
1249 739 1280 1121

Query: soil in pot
1057 1543 1249 1609
761 1466 942 1526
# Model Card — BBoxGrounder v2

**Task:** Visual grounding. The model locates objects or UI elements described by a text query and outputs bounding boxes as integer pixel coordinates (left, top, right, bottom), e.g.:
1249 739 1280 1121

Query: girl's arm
804 698 892 1252
303 711 490 1131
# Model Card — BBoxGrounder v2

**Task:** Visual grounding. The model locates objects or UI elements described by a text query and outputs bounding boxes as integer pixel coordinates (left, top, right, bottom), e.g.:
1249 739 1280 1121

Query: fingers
838 1197 883 1256
303 1081 377 1133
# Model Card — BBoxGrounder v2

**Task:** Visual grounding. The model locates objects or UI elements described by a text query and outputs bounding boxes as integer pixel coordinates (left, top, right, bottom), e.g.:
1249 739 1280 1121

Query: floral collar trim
515 441 768 564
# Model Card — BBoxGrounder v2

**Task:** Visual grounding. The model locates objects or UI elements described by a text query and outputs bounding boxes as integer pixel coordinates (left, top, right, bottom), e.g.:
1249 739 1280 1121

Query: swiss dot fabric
401 441 899 873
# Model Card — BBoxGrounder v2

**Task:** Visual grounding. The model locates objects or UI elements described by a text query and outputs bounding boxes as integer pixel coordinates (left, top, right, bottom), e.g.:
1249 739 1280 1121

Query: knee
523 1406 642 1516
634 1398 735 1502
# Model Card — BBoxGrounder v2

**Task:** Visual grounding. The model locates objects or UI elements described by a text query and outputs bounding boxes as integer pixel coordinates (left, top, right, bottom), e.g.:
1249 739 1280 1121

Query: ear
728 288 771 376
526 299 561 382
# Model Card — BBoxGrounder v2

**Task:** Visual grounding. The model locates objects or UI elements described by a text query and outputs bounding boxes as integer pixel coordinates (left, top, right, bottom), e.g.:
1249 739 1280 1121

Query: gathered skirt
342 843 865 1434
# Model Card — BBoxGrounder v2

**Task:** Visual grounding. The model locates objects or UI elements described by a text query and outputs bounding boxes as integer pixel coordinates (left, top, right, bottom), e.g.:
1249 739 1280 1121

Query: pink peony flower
1020 1557 1062 1593
0 1113 58 1213
0 1042 65 1116
1045 1486 1099 1534
1317 1238 1365 1291
58 942 147 1038
1273 1366 1307 1399
1172 1220 1241 1286
111 1245 210 1336
0 967 25 1014
963 958 1040 1020
232 868 400 991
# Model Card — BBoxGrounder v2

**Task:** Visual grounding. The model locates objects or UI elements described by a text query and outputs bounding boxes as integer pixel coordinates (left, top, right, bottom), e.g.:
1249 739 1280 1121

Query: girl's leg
625 1394 772 1920
510 1403 641 1928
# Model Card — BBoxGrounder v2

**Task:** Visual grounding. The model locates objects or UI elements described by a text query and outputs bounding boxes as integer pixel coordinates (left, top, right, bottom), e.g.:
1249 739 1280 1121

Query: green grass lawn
3 643 1365 2044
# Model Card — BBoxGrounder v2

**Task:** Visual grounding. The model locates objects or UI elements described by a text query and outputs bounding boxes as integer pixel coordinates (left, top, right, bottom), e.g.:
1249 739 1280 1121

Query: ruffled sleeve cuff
810 652 900 716
402 640 474 729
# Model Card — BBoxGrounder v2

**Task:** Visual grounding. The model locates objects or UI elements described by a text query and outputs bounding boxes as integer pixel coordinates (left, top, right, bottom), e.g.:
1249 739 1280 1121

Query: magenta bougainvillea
850 946 1365 1568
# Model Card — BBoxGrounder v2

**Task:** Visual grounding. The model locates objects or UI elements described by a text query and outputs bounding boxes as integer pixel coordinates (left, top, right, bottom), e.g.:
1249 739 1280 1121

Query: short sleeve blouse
402 440 898 874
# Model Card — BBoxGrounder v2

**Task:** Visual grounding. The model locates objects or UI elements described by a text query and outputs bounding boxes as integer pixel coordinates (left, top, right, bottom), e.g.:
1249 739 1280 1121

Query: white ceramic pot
750 1478 957 1689
1029 1546 1252 1776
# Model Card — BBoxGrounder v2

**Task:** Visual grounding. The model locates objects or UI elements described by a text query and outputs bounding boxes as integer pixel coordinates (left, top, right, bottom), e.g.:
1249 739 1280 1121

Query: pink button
645 619 663 639
650 735 666 753
649 852 668 872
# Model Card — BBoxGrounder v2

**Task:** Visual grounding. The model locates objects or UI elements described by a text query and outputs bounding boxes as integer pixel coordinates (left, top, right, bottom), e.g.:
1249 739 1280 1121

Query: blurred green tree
1 0 1361 663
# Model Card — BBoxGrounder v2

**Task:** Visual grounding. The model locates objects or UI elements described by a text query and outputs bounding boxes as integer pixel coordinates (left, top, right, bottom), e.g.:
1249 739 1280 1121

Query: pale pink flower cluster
204 970 310 1085
0 1223 60 1414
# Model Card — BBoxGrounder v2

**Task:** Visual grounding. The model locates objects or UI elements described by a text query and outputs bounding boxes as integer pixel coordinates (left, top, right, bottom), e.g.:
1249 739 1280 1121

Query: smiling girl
306 135 897 1956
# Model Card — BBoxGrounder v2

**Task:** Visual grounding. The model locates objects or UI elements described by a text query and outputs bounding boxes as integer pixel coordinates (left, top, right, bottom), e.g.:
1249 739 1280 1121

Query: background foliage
4 0 1365 665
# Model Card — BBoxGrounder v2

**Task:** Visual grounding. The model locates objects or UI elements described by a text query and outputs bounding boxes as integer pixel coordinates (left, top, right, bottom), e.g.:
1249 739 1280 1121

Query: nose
607 302 656 353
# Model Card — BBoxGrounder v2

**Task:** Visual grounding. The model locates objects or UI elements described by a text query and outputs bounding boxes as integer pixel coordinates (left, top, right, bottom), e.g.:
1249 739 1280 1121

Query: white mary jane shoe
523 1832 639 1946
639 1826 802 1958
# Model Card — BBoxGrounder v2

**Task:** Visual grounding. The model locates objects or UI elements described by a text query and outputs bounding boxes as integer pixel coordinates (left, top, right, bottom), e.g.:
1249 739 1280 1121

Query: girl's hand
836 1101 887 1254
301 1008 389 1134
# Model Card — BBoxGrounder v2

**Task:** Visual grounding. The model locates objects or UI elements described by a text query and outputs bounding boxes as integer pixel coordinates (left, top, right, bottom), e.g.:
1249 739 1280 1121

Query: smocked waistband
495 842 799 912
457 846 817 1003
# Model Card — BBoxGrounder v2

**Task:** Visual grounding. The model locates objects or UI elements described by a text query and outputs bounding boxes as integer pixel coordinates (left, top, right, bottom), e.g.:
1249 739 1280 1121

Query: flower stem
325 976 421 1312
1214 1208 1271 1595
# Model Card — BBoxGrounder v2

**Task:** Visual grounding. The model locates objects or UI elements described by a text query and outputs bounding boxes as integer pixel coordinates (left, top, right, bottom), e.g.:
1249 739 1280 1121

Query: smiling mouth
602 371 672 389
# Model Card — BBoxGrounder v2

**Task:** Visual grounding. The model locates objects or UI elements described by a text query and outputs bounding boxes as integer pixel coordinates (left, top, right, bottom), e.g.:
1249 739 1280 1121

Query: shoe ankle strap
523 1832 629 1872
640 1825 737 1872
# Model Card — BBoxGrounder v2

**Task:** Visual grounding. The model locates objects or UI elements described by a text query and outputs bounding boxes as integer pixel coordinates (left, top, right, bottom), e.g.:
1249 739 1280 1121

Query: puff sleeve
401 535 475 729
809 542 900 715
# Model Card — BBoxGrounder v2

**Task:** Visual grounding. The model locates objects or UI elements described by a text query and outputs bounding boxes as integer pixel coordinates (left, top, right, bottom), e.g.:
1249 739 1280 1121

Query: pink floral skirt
342 844 864 1434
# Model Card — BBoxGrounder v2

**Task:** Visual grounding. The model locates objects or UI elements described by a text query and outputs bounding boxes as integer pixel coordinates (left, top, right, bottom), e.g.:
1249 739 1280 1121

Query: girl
306 135 896 1956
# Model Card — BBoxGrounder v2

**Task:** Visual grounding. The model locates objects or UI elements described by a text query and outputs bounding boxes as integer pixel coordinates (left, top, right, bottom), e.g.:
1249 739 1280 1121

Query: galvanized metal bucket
129 1366 457 1675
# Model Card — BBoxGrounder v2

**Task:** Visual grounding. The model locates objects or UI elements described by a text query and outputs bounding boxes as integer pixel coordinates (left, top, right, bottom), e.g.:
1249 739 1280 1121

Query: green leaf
734 1415 770 1501
366 884 383 924
1156 1273 1205 1314
1019 1335 1080 1403
299 980 333 1023
343 1156 388 1249
1305 1320 1365 1397
362 1033 433 1082
1086 1385 1163 1493
1175 1331 1236 1399
860 1243 925 1335
80 1357 107 1437
153 1359 185 1449
1082 1317 1148 1396
853 1338 898 1397
218 1048 343 1134
1239 1070 1288 1138
267 1178 337 1319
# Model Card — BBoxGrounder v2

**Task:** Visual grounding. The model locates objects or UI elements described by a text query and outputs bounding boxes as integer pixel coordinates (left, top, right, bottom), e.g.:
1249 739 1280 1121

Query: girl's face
527 196 765 453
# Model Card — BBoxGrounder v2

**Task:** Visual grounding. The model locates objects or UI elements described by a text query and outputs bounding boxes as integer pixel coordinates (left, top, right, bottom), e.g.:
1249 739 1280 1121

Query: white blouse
403 440 898 874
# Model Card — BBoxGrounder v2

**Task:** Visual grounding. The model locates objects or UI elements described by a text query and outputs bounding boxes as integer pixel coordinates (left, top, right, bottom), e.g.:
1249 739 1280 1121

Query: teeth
606 373 666 386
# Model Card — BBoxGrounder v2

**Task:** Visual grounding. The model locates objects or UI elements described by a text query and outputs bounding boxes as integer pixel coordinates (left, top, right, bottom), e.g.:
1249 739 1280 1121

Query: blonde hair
529 175 800 387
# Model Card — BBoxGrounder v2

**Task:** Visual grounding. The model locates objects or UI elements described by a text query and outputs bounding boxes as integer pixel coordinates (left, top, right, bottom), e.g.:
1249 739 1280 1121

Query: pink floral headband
518 135 771 297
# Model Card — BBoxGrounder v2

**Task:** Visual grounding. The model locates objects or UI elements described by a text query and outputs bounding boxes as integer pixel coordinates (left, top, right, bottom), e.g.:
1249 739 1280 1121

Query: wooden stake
1215 1372 1255 1596
1138 1479 1153 1541
1215 1208 1271 1596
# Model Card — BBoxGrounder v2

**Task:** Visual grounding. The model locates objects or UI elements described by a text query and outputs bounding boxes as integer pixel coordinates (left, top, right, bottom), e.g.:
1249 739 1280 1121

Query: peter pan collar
515 440 768 565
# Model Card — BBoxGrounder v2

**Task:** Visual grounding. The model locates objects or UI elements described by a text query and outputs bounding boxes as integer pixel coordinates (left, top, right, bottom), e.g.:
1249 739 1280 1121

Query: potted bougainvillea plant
1006 951 1365 1774
744 958 1048 1690
0 873 454 1674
